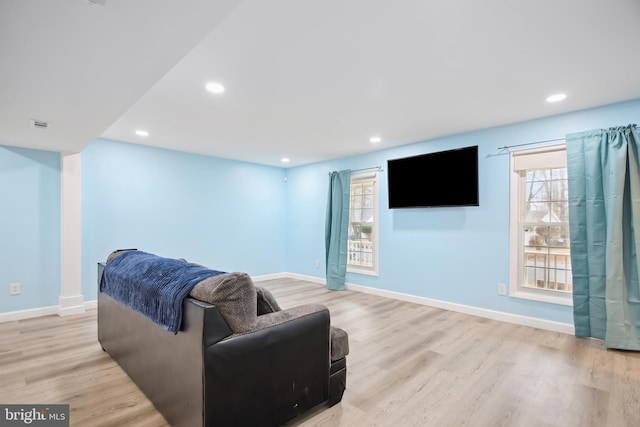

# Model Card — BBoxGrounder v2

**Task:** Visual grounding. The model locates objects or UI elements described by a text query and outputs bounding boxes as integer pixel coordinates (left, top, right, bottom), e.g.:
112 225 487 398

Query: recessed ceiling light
281 157 290 163
205 82 225 94
369 136 382 143
546 93 567 103
135 130 149 137
29 119 50 129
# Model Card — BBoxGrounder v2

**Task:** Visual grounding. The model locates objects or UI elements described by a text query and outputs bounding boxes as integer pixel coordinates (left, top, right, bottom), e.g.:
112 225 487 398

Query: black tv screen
387 145 479 208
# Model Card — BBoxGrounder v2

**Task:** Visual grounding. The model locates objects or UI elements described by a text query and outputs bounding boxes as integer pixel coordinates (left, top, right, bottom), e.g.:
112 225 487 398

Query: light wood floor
1 277 639 426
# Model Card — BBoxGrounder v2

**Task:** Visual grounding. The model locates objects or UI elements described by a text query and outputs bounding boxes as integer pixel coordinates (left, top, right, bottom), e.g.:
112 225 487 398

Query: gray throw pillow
256 287 282 315
106 248 137 263
189 272 257 333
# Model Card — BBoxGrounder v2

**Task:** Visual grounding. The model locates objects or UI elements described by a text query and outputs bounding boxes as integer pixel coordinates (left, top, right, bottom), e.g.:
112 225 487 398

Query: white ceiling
2 0 640 168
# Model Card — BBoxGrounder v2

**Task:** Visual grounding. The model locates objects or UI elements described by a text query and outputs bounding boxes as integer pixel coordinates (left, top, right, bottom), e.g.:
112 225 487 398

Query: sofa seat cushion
330 326 349 361
254 285 349 361
189 272 257 333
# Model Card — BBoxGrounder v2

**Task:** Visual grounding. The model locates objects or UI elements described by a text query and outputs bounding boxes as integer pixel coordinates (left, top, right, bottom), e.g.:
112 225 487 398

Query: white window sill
510 290 573 306
347 267 378 277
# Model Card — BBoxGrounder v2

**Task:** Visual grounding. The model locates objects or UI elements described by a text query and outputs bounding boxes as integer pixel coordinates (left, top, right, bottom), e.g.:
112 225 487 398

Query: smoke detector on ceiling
29 119 51 130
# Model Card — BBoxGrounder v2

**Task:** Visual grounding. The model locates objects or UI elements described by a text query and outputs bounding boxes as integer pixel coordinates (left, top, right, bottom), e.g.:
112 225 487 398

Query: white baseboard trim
0 305 60 323
58 294 86 317
263 273 574 335
0 299 96 323
264 272 325 285
0 274 574 335
345 282 575 335
252 272 291 281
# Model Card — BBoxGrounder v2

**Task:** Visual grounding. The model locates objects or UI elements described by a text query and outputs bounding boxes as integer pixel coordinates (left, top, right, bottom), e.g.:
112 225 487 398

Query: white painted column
59 152 85 316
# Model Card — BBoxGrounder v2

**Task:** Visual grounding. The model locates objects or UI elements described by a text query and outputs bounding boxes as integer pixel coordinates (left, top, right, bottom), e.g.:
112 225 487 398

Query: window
509 145 572 305
347 172 378 276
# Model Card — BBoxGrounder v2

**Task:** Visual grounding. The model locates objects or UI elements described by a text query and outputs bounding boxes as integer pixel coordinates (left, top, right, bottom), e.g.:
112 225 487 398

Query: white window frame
509 144 572 306
347 172 379 276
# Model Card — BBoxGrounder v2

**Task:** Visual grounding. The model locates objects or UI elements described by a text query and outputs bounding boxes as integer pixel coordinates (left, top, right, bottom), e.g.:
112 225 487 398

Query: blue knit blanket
100 251 226 333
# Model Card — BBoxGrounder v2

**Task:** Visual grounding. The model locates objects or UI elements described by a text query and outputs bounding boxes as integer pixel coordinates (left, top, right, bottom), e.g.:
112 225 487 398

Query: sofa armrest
203 304 331 426
239 303 328 336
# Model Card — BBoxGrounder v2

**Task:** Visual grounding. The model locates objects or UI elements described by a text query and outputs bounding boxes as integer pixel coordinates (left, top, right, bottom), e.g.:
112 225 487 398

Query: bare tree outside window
522 167 572 293
347 174 378 274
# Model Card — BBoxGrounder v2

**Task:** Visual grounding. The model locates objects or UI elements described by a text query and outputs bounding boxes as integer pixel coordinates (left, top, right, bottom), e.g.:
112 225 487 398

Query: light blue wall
81 138 288 300
284 99 640 324
3 99 639 322
0 146 61 312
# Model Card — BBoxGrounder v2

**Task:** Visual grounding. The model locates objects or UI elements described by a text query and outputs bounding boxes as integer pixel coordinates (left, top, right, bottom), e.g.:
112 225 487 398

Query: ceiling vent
29 119 50 129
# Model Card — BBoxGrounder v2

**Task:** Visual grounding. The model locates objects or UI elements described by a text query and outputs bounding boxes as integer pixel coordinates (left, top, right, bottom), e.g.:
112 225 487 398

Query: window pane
525 180 547 202
521 224 572 293
364 194 373 208
524 226 545 248
348 240 373 267
524 202 550 222
550 179 568 202
362 208 373 222
547 226 570 249
348 175 377 273
551 202 568 222
526 169 551 182
551 168 567 179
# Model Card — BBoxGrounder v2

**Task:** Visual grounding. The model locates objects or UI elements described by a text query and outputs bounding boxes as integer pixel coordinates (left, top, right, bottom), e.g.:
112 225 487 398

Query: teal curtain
567 124 640 350
325 170 351 291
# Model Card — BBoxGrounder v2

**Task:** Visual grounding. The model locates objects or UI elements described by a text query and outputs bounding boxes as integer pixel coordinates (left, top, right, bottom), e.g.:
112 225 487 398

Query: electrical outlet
315 259 320 268
497 283 507 296
9 282 21 295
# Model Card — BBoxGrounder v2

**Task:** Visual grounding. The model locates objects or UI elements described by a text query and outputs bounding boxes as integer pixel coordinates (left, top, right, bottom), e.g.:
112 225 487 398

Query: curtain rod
499 124 639 151
328 166 383 175
352 165 383 173
498 137 565 151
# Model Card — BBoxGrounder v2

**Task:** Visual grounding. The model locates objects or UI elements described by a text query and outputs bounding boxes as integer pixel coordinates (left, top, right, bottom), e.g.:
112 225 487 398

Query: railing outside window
347 173 378 275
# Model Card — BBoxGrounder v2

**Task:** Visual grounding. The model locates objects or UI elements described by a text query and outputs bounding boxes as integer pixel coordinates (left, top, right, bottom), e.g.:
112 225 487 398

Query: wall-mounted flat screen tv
387 145 479 208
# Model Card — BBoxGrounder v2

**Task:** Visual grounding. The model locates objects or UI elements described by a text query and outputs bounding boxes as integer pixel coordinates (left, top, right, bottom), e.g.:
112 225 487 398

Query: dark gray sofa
97 253 348 427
